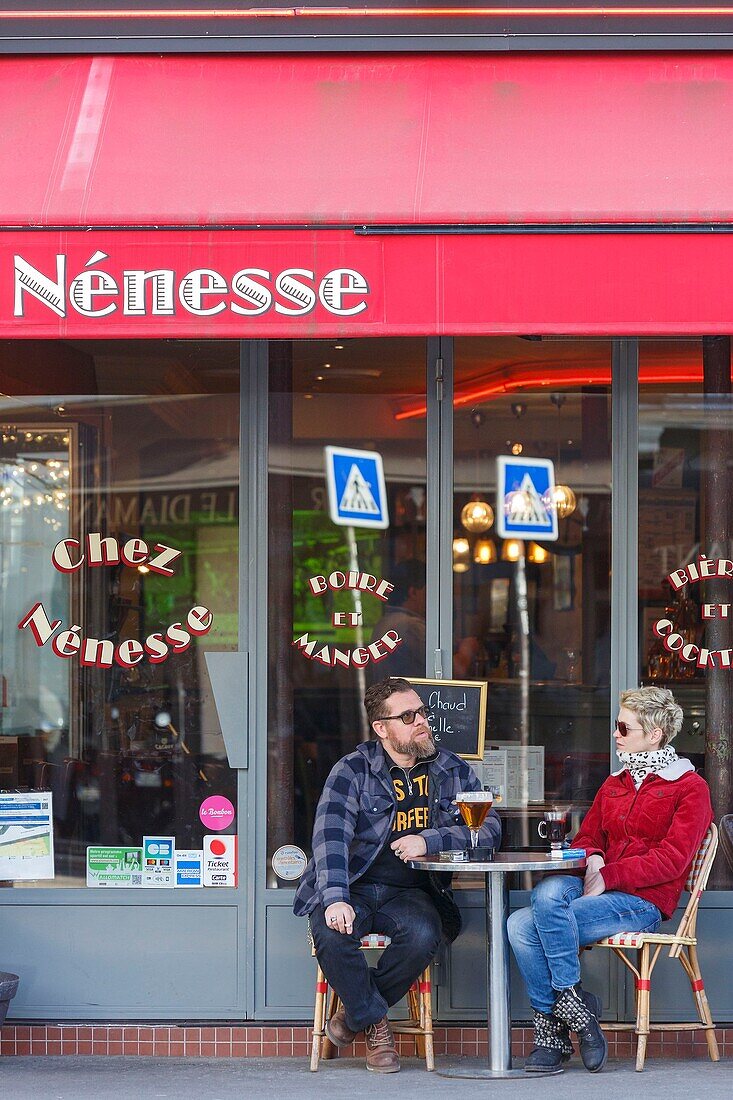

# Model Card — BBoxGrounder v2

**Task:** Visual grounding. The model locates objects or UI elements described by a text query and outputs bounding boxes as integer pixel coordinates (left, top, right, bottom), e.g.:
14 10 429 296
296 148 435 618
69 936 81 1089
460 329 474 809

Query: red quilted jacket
572 764 713 920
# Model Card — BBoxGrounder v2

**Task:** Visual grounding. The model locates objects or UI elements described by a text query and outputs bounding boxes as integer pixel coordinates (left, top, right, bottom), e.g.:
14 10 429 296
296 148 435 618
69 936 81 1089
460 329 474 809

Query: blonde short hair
619 686 683 748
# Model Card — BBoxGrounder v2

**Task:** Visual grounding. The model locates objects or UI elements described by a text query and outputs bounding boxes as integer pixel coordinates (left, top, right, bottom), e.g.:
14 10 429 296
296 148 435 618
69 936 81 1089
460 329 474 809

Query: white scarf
617 744 679 789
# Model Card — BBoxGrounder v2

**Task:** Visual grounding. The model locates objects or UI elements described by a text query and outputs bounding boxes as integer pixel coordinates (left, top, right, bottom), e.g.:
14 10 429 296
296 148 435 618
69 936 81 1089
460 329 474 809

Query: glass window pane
0 340 239 887
453 337 612 855
638 338 731 889
267 339 427 884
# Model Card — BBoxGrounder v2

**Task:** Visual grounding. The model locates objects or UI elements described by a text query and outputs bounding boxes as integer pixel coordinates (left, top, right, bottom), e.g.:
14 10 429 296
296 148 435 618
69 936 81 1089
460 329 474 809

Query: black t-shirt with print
360 761 431 888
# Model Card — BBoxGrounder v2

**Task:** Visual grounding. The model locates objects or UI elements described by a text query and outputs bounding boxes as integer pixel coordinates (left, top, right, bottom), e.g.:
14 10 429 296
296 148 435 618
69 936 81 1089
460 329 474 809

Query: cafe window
452 338 612 848
0 340 239 886
267 339 428 883
638 338 732 889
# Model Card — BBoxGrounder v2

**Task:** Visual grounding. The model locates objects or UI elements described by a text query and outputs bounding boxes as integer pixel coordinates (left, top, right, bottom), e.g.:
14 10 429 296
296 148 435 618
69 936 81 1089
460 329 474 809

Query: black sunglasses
380 705 433 726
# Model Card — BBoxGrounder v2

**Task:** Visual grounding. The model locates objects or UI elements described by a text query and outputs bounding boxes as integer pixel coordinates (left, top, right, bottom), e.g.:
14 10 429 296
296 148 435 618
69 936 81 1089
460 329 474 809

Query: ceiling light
501 538 525 562
542 484 577 519
461 499 494 534
527 542 551 564
474 538 497 565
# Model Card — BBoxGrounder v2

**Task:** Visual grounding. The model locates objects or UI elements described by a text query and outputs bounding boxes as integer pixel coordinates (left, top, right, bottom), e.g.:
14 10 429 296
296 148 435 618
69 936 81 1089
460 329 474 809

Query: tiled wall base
0 1024 731 1059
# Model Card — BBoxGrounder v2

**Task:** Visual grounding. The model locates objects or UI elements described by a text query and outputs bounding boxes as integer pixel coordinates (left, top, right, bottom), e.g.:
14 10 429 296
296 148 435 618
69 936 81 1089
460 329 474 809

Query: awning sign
496 456 558 542
324 446 388 529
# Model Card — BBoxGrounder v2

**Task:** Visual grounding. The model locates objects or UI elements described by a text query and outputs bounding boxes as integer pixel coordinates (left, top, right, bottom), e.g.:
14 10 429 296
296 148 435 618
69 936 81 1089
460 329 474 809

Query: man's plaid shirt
293 739 501 932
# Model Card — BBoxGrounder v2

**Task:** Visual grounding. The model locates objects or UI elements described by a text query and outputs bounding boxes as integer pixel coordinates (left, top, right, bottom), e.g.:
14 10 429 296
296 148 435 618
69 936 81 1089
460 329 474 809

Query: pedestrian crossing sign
496 455 559 541
324 446 389 529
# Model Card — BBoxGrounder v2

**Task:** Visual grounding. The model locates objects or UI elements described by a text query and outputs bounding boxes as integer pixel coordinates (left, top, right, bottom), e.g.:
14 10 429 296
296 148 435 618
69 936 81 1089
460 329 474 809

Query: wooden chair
310 932 434 1072
588 823 720 1071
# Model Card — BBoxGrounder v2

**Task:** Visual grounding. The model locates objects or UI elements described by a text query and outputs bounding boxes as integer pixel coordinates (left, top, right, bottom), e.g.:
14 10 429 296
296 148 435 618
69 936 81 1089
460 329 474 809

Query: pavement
0 1055 730 1100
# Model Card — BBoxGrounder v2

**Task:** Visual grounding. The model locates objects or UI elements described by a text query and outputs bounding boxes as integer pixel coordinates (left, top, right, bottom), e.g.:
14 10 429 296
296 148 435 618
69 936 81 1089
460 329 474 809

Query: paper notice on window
0 791 55 880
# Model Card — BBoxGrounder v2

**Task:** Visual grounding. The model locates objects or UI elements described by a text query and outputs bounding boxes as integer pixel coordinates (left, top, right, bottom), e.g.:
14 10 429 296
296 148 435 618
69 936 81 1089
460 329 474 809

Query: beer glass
456 790 494 860
538 809 570 850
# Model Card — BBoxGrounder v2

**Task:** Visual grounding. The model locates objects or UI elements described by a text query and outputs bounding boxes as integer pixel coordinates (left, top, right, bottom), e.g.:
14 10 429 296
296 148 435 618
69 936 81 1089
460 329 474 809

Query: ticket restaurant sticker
175 849 204 888
204 834 237 887
143 836 175 887
86 846 143 887
0 791 55 880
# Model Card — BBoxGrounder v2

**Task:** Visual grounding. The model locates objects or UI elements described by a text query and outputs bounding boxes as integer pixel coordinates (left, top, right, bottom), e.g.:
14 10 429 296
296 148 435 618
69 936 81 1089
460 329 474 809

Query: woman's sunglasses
614 719 645 737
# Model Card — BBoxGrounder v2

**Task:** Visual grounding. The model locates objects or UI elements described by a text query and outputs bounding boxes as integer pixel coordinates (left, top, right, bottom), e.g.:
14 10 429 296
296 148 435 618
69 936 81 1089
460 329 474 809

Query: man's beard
386 728 436 759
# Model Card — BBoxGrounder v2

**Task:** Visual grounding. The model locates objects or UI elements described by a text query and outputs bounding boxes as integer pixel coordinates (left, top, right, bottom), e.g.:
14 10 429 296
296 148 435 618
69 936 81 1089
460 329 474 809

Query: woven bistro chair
309 931 434 1072
588 823 719 1071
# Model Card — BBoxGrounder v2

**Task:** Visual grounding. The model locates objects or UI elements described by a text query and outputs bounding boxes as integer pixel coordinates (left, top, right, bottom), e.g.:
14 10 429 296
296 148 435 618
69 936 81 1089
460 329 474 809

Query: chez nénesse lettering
13 252 369 319
655 555 733 669
17 532 213 668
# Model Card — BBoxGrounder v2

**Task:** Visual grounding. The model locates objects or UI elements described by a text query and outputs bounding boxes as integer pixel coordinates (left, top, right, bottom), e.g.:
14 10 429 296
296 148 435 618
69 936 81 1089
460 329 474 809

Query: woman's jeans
310 882 442 1032
507 874 662 1015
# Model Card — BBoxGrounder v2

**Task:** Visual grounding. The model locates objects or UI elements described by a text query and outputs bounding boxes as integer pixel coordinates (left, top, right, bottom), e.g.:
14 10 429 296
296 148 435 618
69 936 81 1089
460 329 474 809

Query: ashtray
438 848 495 863
467 847 495 862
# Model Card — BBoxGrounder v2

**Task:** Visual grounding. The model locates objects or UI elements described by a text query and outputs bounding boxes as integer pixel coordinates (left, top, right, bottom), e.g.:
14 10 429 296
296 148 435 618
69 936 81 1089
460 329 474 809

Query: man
294 675 501 1073
508 686 713 1075
368 558 478 681
368 560 427 680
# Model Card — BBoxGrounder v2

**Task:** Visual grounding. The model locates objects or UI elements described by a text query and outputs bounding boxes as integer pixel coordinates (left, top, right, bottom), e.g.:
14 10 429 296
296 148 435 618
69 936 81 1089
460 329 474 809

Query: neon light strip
3 7 733 22
395 364 707 420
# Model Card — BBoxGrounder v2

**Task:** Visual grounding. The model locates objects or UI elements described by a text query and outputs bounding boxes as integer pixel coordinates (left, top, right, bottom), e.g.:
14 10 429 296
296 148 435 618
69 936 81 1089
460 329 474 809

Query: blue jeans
507 874 662 1015
310 882 442 1032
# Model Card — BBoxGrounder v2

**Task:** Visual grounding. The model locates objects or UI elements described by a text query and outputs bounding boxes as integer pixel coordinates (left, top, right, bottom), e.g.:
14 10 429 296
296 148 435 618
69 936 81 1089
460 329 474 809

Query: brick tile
185 1027 201 1042
139 1042 154 1056
138 1027 154 1042
93 1041 108 1054
232 1042 246 1057
232 1027 247 1043
262 1027 277 1042
108 1042 123 1056
170 1041 185 1056
77 1041 93 1055
200 1042 216 1056
154 1041 170 1056
185 1044 201 1057
30 1041 46 1055
92 1027 108 1042
262 1041 277 1056
122 1042 138 1054
200 1027 217 1042
107 1027 123 1042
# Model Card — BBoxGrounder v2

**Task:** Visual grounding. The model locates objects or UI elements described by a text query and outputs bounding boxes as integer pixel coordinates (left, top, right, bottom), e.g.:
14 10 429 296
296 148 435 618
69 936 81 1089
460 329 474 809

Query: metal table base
412 851 586 1080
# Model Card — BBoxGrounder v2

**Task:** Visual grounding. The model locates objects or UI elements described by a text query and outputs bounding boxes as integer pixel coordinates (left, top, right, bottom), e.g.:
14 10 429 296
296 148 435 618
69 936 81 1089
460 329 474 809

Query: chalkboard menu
410 678 488 761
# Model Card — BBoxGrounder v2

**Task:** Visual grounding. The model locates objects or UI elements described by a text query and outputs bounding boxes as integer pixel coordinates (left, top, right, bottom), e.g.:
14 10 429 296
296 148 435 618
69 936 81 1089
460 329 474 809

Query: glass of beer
456 790 494 858
538 809 570 850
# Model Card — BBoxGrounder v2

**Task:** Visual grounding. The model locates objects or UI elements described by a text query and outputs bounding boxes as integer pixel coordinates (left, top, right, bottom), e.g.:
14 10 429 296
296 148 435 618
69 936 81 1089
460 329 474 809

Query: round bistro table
410 850 586 1079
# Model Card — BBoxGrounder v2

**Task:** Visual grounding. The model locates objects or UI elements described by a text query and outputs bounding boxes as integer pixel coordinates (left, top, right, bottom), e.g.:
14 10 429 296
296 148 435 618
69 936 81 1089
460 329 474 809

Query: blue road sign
496 455 558 541
324 446 389 529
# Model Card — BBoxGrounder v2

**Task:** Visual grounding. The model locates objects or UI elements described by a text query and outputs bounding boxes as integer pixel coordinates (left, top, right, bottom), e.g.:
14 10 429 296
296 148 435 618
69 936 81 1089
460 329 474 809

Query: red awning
2 53 733 227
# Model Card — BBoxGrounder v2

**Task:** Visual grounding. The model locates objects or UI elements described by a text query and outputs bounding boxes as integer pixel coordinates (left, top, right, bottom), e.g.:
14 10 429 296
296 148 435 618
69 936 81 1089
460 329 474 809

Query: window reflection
0 341 239 886
267 339 427 883
453 338 612 856
639 338 732 888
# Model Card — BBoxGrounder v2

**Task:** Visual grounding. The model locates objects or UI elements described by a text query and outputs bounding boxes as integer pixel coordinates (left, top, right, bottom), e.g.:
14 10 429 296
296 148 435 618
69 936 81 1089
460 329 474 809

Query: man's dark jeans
309 882 442 1032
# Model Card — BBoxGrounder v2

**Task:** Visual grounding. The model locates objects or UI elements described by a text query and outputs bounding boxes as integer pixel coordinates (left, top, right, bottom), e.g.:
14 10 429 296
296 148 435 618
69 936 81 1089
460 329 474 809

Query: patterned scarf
617 744 679 789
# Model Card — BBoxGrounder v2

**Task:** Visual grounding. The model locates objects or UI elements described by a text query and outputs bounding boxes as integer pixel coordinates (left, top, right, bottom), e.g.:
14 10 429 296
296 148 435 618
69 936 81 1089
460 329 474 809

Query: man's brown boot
364 1016 400 1073
326 1006 359 1048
